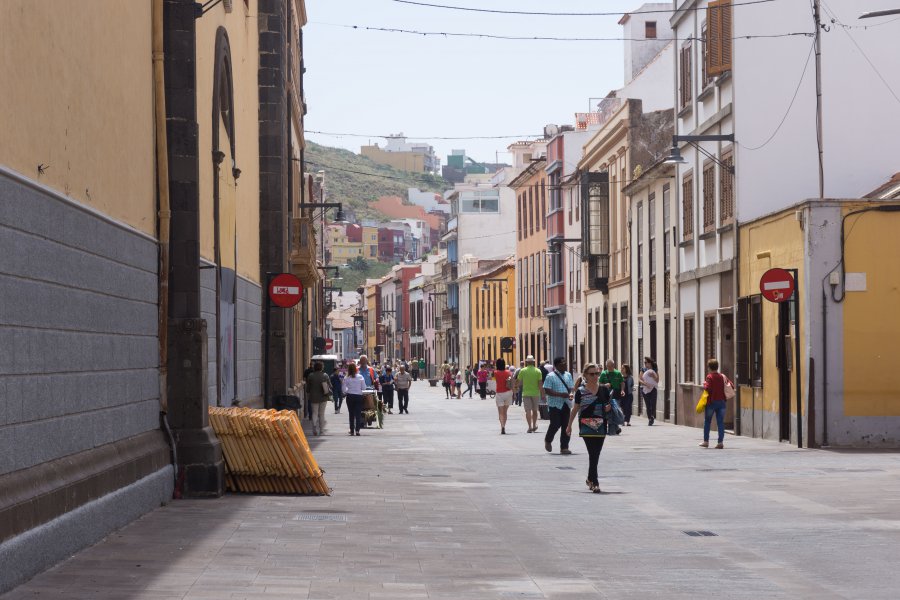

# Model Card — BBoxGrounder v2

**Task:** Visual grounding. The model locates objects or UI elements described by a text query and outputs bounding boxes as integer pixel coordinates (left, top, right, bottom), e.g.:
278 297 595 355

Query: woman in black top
565 363 612 493
379 366 395 414
620 364 634 426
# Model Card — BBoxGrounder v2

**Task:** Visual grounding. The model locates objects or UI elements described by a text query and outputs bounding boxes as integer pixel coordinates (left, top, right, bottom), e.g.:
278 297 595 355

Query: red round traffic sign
324 338 334 350
759 268 795 303
268 273 304 308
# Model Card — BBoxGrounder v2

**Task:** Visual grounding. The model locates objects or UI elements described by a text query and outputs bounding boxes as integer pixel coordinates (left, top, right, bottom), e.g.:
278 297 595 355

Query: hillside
305 140 448 222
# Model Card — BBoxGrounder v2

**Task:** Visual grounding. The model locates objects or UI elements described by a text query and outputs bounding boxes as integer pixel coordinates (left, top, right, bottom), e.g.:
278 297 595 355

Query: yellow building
362 226 379 259
737 196 900 448
470 261 517 365
361 144 426 173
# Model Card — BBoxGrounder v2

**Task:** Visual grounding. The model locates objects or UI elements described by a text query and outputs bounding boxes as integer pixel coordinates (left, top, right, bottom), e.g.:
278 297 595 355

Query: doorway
777 302 792 441
719 312 734 429
664 317 671 421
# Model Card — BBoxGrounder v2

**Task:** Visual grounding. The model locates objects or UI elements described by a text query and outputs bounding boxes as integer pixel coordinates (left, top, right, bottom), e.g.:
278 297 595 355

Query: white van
311 354 340 375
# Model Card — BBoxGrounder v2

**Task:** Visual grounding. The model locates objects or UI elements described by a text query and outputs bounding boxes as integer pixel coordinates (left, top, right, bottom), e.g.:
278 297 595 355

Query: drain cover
556 466 576 470
295 513 347 522
684 530 718 537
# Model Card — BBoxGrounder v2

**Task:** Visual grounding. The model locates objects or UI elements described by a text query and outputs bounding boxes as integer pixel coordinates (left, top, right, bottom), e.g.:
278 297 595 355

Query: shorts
522 395 541 412
495 391 513 407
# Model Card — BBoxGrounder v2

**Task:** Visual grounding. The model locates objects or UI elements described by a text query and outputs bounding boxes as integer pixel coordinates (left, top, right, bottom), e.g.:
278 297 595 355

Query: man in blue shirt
357 355 379 390
543 356 575 455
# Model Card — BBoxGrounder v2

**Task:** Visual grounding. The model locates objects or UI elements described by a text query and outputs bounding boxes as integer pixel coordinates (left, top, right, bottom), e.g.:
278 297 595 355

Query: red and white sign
268 273 304 308
324 338 334 350
759 268 795 303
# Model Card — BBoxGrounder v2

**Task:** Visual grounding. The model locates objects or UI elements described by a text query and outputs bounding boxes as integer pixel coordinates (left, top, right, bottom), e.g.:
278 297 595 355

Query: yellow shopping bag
695 390 709 414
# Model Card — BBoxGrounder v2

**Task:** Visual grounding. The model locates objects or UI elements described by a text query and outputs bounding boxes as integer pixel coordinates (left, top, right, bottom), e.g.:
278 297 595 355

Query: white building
384 134 439 174
408 187 449 214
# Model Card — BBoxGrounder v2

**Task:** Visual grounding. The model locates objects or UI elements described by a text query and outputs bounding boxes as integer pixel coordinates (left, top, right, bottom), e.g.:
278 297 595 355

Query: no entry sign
759 268 795 303
268 273 303 308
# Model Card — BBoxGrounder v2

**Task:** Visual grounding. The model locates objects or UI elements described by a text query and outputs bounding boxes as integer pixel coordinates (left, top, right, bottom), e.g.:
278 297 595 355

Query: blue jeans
704 400 727 443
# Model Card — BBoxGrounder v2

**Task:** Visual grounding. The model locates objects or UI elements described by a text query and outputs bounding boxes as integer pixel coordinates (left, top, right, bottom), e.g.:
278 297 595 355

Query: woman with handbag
565 363 612 493
700 358 733 449
342 362 366 436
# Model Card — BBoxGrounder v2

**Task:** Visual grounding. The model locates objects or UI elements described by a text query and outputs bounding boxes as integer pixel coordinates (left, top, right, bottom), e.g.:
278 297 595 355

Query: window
649 193 656 310
645 21 657 39
528 187 534 236
620 304 629 365
637 201 643 313
720 149 735 224
680 41 693 109
703 160 716 233
460 190 499 213
587 311 593 362
707 0 733 77
518 193 523 240
682 171 694 241
701 24 712 89
498 281 503 327
663 185 671 308
540 180 546 229
704 313 717 365
737 295 763 386
683 315 695 382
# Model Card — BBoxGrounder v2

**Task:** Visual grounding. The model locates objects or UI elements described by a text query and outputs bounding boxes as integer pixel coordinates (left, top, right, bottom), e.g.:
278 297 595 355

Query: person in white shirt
393 364 413 414
342 362 367 436
640 357 660 426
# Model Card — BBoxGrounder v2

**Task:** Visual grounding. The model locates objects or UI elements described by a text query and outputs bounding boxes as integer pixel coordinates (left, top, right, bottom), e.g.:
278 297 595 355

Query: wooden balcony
289 216 321 288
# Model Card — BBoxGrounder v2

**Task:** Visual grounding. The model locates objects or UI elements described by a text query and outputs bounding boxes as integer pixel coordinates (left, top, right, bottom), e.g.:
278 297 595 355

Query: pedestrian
304 362 330 436
476 363 490 399
380 365 395 414
442 368 453 398
394 363 413 414
330 368 344 414
493 358 513 434
454 368 464 398
302 361 315 419
410 358 420 381
463 365 474 397
565 363 612 493
700 358 732 449
342 362 366 436
543 356 575 455
620 364 634 426
600 359 625 405
514 361 525 406
640 357 659 425
515 355 544 433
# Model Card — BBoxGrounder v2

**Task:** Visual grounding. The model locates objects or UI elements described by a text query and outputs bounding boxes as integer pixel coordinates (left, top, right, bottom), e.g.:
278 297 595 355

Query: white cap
525 355 535 362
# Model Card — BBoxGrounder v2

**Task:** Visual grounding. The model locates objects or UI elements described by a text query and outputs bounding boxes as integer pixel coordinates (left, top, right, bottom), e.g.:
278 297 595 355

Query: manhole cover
556 466 576 470
294 513 347 522
683 530 718 537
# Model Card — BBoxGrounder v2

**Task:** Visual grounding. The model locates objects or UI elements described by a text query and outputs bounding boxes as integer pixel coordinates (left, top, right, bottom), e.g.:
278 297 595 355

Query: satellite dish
543 124 560 138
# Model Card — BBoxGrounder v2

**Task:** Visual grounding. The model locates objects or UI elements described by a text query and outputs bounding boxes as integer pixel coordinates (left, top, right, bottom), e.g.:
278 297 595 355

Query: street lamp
663 134 735 174
860 8 900 18
480 278 508 292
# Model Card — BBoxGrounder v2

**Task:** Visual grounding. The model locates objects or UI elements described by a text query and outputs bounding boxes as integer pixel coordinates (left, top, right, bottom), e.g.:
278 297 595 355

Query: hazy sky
303 0 647 165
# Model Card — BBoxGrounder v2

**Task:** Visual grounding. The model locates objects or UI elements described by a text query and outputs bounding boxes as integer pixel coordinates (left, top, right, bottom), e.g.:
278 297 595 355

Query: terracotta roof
368 196 442 230
865 172 900 199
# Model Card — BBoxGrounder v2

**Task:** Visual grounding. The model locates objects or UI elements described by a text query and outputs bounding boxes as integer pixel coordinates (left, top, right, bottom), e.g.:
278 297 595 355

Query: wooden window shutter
708 0 733 77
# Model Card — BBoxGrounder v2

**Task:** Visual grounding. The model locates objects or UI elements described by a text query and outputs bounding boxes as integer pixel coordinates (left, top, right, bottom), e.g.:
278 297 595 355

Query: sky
303 0 647 166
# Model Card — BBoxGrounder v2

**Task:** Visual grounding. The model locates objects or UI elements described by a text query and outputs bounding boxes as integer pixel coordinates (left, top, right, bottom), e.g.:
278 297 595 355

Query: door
777 302 792 441
664 317 671 421
720 312 735 429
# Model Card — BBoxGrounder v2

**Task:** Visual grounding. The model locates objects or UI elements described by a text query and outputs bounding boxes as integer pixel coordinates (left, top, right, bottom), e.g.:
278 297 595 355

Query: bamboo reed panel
208 407 330 495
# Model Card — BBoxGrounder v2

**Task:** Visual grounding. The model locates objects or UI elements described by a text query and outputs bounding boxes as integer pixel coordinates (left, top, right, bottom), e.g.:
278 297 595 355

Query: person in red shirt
700 358 733 449
493 358 513 434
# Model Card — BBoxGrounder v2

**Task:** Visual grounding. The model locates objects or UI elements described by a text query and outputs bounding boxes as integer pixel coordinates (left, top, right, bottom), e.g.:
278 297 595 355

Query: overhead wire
307 130 538 140
390 0 779 17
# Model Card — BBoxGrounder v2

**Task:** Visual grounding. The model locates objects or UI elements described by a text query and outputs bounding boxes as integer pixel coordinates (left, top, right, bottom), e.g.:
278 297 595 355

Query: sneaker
544 441 552 452
699 441 709 448
715 443 724 449
560 449 572 455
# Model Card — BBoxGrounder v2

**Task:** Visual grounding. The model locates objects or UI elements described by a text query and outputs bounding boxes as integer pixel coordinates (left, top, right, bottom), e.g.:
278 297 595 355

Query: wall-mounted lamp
664 134 735 174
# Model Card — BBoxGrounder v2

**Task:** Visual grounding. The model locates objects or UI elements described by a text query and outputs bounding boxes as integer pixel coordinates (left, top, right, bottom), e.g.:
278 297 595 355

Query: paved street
5 382 900 600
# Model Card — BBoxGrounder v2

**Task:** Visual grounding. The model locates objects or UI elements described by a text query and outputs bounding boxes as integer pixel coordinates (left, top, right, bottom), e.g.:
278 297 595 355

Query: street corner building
0 0 315 591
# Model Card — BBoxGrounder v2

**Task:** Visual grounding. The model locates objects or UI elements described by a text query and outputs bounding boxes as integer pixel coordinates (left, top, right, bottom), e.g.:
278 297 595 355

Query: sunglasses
586 371 600 376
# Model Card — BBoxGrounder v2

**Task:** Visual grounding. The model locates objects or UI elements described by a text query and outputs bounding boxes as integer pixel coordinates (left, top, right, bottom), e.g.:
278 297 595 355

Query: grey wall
199 267 261 406
0 170 161 475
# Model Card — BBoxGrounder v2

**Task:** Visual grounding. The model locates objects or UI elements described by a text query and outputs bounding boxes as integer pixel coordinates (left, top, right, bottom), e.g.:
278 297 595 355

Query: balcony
546 282 565 309
289 216 320 288
546 209 565 242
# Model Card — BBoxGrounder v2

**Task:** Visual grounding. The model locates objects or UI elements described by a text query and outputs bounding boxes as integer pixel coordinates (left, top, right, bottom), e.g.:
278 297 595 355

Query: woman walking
476 363 490 399
442 367 453 399
463 365 474 397
700 358 731 449
342 362 366 436
493 359 513 434
620 364 635 426
566 363 612 493
379 366 395 414
640 357 659 425
454 368 464 399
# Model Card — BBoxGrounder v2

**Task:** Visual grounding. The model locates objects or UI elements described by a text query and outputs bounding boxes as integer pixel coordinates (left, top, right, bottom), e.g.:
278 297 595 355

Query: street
5 383 900 600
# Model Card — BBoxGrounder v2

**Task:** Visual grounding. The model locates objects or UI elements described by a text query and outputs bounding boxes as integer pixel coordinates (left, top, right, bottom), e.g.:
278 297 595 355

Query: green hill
305 140 448 222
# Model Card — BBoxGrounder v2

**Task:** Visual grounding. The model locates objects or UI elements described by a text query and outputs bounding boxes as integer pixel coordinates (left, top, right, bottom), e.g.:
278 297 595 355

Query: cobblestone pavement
5 383 900 599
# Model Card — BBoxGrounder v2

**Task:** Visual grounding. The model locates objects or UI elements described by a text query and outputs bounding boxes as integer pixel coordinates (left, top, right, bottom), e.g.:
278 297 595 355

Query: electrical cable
312 22 813 43
739 40 815 151
391 0 779 17
307 129 539 140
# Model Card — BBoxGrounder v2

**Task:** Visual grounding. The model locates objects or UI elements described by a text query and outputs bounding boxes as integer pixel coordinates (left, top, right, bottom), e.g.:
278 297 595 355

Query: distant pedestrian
454 369 464 398
342 362 366 436
442 368 453 398
394 364 413 414
700 359 732 449
640 357 659 425
477 363 490 399
493 359 513 434
411 358 420 381
620 364 634 426
379 366 395 414
463 365 474 397
516 355 544 433
566 363 612 493
305 362 330 436
543 357 575 455
330 369 344 414
418 357 426 379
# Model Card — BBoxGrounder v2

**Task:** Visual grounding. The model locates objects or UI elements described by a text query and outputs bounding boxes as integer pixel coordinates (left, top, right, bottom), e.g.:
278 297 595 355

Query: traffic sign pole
264 272 272 409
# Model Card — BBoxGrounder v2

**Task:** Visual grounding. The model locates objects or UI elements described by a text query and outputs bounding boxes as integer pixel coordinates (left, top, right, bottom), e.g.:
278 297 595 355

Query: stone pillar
164 0 224 497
